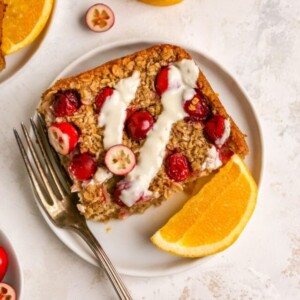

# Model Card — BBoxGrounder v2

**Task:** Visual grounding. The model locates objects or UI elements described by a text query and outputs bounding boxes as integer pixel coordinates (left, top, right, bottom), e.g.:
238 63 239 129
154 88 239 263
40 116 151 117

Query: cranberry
218 146 234 163
85 4 115 33
48 122 79 155
0 247 8 282
204 115 226 145
155 67 169 95
69 153 97 181
126 111 154 141
183 91 210 120
53 90 81 117
95 87 114 112
0 283 16 300
126 106 137 121
105 145 136 175
165 153 190 182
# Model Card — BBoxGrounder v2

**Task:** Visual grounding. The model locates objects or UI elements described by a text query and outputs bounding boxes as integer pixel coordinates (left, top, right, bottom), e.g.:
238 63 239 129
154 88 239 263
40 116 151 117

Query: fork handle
73 225 133 300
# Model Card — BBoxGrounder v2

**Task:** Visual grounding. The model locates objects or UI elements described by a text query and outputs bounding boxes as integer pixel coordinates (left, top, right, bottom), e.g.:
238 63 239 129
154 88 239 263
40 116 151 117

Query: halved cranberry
69 153 97 181
126 111 154 141
204 115 226 145
53 90 81 117
165 153 190 182
155 67 169 95
183 91 210 121
95 87 114 112
85 3 115 33
0 283 16 300
48 122 79 155
105 145 136 175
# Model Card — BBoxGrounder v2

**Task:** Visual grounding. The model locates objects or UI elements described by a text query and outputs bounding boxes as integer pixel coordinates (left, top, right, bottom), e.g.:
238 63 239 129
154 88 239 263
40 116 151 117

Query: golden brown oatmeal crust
39 44 248 222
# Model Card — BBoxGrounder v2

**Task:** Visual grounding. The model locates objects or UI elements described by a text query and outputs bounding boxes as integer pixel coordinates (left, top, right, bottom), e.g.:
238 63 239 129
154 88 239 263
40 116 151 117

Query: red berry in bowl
165 153 190 182
0 283 16 300
48 122 79 155
183 91 209 120
69 153 97 181
155 67 169 95
0 247 8 282
105 145 136 176
204 115 229 146
95 87 114 112
126 111 154 141
53 90 81 117
86 3 115 32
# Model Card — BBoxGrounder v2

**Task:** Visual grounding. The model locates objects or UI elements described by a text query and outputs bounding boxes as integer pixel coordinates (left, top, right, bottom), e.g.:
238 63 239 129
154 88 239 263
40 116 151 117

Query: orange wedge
139 0 183 6
2 0 54 54
151 155 257 257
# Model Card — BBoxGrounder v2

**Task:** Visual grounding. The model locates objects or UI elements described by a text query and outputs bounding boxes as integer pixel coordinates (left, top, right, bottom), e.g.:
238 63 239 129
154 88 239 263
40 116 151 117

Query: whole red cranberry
183 91 210 121
53 90 81 117
155 67 169 95
218 145 234 163
69 153 97 181
165 153 190 182
126 111 154 141
204 115 226 145
95 87 114 112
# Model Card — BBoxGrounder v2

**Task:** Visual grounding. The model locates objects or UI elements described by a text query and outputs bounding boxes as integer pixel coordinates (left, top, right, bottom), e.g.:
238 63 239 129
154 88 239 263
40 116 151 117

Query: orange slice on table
2 0 54 54
139 0 184 6
151 155 258 257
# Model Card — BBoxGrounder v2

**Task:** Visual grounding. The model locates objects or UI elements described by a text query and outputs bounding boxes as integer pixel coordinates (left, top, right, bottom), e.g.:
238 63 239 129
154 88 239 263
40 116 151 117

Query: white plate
0 230 23 299
0 2 56 86
39 40 264 277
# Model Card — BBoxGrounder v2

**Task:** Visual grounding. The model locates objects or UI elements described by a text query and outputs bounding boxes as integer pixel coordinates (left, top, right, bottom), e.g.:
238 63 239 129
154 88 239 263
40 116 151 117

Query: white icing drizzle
201 146 222 171
93 167 113 184
98 71 140 149
215 118 231 147
120 59 199 207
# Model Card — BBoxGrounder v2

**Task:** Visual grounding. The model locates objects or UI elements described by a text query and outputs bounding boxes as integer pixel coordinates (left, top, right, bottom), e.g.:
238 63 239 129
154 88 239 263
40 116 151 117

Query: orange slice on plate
151 155 258 257
139 0 183 6
2 0 54 54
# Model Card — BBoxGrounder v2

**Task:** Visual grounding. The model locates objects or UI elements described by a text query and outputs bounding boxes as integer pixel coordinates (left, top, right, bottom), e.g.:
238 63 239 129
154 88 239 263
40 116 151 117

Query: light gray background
0 0 299 299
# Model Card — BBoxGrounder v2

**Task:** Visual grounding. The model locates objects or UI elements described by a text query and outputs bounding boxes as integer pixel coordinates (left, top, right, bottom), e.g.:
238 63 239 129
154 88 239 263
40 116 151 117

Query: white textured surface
0 0 299 299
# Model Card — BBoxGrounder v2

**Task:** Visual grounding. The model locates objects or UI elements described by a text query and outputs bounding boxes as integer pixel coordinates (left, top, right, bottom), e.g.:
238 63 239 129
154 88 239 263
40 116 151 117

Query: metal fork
13 114 133 300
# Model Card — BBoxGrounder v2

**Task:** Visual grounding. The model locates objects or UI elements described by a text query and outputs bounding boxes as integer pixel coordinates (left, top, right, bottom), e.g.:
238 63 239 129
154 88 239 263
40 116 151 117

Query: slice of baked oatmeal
0 0 5 72
39 44 248 222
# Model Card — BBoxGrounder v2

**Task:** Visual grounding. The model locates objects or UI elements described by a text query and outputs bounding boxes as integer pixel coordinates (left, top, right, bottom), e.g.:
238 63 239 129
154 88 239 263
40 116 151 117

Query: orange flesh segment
151 155 258 257
2 0 53 54
3 1 44 44
159 161 241 243
182 175 250 246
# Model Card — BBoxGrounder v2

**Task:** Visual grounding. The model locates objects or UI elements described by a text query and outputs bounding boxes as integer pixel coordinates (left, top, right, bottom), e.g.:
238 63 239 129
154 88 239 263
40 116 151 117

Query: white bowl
0 230 23 299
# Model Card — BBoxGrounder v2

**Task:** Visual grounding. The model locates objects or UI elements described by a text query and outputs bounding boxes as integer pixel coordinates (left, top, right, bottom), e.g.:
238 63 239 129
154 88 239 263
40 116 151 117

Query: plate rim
37 38 265 277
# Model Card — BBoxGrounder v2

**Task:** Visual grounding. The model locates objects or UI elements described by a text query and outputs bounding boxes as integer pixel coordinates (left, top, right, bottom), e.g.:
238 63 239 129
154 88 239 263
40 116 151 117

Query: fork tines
13 115 69 222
